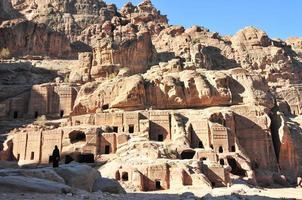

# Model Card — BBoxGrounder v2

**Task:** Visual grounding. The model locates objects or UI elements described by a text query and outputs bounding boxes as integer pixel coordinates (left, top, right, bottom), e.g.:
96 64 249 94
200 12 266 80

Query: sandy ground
0 184 301 200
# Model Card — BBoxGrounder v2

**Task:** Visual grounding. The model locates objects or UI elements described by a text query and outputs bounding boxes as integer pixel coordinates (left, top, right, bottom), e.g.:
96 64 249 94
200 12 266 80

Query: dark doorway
13 111 18 119
17 154 20 161
199 141 204 148
231 145 236 152
102 104 109 110
210 145 214 149
219 146 223 153
128 125 134 133
122 172 128 181
78 153 94 163
34 111 39 118
60 110 64 118
158 134 164 142
69 131 86 143
220 159 225 166
155 180 161 190
105 145 110 154
65 155 74 164
113 126 118 133
227 158 247 177
180 150 195 159
30 152 34 160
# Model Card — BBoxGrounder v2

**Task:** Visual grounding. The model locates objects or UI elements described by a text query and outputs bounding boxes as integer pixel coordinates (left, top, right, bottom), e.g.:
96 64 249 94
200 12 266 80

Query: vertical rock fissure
269 104 281 162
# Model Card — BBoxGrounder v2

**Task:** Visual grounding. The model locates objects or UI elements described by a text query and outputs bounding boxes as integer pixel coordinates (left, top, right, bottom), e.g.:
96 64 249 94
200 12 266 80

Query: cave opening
157 134 164 142
105 145 110 154
77 153 95 163
102 104 109 110
113 126 118 133
65 155 74 164
69 131 86 143
199 141 204 148
60 110 64 118
13 111 18 119
180 150 196 159
155 180 162 190
231 145 236 152
128 125 134 133
220 159 225 166
269 106 282 162
30 152 34 160
227 158 247 177
34 111 39 118
219 146 223 153
122 172 129 181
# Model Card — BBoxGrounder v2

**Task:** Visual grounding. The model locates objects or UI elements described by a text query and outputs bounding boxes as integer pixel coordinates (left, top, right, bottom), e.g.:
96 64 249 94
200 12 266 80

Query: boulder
92 177 126 194
54 164 101 192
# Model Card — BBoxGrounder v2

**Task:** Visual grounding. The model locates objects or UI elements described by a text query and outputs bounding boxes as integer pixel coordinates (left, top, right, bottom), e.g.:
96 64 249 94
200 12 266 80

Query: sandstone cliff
1 0 302 193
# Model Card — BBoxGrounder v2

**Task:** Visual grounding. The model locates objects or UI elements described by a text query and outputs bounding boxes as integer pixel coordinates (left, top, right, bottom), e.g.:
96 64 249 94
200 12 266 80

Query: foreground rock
54 164 100 192
0 176 71 194
0 163 107 194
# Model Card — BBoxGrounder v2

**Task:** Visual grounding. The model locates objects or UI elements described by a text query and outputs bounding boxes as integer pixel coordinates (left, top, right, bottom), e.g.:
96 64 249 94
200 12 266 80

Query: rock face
72 70 232 113
1 0 302 193
0 0 19 22
0 20 74 58
90 29 153 79
69 52 93 83
0 164 102 193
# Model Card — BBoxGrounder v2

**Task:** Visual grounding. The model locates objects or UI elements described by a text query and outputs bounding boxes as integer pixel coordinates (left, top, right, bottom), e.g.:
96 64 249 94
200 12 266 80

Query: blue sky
108 0 302 39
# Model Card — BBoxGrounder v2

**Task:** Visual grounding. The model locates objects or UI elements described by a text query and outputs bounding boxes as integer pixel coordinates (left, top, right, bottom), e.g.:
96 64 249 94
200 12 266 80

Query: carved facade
0 83 78 120
7 109 244 190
